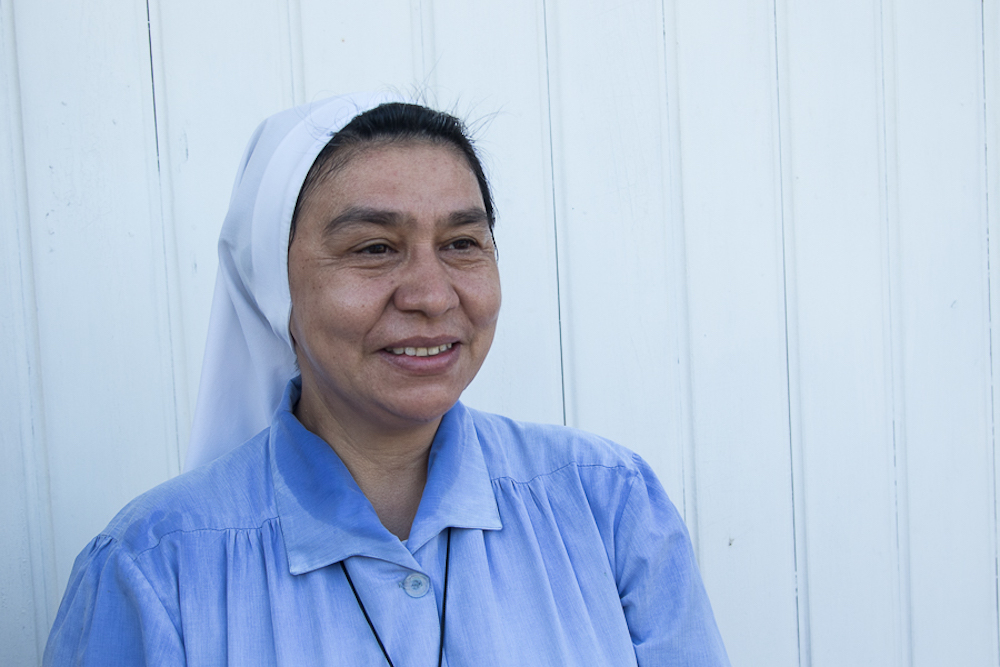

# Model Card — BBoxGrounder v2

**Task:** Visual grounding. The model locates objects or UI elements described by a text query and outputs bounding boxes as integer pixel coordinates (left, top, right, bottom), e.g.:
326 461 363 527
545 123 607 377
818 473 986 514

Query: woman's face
287 141 501 433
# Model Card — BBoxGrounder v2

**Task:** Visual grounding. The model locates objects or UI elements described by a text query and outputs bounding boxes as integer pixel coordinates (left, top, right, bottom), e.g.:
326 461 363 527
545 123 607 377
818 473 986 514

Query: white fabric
185 92 402 471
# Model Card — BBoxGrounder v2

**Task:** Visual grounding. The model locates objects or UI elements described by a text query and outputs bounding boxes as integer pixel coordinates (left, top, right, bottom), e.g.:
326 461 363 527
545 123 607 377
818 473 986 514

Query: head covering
185 92 402 471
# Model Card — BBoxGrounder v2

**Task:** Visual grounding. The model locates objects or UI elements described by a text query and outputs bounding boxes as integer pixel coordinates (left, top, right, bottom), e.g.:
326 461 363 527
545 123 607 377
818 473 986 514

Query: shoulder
46 431 279 663
100 429 277 555
463 406 645 485
464 406 687 580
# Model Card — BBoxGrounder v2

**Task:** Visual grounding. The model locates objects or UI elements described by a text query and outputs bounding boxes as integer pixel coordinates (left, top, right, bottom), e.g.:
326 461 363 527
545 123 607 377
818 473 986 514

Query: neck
294 391 441 540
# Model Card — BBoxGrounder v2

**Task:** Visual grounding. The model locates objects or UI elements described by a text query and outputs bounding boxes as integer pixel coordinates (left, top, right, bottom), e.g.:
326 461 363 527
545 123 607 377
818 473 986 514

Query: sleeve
615 455 731 667
43 535 186 667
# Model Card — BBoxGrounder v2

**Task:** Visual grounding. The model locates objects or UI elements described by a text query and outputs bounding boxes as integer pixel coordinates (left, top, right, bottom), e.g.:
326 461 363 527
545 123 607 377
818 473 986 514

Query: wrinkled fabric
45 380 730 666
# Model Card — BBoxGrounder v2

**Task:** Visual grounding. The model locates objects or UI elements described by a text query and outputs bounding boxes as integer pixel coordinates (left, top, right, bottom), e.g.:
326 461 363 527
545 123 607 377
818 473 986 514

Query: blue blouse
45 381 729 666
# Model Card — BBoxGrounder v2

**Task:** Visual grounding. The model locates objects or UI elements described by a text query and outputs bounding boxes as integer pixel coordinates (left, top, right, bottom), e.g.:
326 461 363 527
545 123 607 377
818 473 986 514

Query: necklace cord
438 527 452 667
340 527 453 667
340 560 395 667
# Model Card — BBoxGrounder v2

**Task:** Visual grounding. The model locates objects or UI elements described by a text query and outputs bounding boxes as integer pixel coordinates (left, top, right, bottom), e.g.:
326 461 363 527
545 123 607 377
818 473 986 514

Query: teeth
388 343 453 357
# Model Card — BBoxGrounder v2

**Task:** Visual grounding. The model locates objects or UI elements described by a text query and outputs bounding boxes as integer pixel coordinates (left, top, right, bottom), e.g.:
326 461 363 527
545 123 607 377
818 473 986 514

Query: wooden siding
2 1 998 664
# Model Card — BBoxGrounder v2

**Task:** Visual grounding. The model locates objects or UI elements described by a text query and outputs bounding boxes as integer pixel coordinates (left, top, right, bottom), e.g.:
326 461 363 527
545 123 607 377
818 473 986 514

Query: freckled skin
287 141 501 457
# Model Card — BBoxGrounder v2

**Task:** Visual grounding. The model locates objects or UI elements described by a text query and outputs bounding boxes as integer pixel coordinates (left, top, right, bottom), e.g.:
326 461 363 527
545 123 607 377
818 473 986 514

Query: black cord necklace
340 527 452 667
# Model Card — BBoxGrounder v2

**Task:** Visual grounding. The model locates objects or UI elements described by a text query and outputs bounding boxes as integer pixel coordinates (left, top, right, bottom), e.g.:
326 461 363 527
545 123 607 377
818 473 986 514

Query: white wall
2 1 998 665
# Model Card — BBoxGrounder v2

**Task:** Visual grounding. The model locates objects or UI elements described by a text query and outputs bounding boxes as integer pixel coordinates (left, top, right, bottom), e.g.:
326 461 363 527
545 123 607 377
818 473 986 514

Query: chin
379 389 465 426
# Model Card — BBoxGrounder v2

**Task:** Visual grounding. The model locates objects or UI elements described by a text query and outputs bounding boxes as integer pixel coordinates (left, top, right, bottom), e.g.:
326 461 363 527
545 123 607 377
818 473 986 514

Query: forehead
305 141 482 211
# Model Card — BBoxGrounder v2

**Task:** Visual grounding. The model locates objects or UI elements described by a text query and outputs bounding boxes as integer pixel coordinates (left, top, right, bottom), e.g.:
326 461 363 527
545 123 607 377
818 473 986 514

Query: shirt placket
343 556 444 666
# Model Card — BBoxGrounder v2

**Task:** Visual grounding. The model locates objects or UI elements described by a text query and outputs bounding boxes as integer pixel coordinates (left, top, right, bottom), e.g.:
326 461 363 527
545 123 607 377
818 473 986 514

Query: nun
44 94 730 666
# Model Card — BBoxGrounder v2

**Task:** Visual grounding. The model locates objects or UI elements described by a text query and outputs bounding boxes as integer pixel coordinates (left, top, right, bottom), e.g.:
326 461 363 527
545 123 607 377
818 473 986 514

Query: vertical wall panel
891 2 999 665
14 0 178 590
0 1 56 661
429 0 564 424
150 0 301 452
298 0 416 96
777 0 903 664
672 1 799 664
545 0 684 499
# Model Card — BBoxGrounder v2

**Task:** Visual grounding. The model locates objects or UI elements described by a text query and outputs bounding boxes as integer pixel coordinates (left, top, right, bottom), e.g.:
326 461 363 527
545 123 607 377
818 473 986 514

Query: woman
45 95 730 666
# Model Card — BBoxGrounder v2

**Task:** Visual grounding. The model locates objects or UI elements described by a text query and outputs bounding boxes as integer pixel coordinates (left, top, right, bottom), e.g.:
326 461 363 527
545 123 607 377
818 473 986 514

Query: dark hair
290 102 495 239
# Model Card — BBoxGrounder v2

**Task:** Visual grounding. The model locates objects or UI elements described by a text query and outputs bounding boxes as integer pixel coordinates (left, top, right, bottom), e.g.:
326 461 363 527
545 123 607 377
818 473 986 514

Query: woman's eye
447 238 478 251
359 243 391 254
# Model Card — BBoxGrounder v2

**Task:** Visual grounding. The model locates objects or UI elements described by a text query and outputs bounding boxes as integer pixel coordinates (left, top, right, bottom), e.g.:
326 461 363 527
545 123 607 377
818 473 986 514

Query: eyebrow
322 206 490 236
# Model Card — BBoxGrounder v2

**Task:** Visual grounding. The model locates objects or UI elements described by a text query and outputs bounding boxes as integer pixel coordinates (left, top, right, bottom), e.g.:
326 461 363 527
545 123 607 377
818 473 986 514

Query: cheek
293 277 391 346
467 270 502 327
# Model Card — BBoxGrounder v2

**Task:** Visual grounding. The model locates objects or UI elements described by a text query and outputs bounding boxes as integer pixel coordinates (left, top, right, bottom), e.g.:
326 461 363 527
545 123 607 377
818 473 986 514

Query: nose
392 247 459 318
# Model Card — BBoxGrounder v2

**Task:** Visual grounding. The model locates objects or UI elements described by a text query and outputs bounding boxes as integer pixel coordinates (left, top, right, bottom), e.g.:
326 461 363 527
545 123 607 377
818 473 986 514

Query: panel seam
657 0 698 549
979 0 1000 662
876 1 912 664
1 0 59 651
771 1 810 664
145 0 184 474
540 0 568 427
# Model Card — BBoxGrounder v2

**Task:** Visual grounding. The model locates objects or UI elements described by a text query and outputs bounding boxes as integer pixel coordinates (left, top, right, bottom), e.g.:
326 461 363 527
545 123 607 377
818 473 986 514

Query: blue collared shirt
45 380 729 666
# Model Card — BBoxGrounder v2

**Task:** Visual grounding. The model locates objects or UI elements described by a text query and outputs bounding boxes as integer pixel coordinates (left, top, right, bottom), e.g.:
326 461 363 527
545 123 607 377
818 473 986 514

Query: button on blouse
402 573 432 598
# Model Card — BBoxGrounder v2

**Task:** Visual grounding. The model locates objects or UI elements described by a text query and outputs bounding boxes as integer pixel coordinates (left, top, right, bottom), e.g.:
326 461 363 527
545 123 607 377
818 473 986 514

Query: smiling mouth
386 342 454 357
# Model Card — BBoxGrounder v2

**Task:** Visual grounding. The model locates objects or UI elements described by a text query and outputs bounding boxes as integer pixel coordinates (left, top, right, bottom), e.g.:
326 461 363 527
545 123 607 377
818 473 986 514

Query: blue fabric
45 381 730 666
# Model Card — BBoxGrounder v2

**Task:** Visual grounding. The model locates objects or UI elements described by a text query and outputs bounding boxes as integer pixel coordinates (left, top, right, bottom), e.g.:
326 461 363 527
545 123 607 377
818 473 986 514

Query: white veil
184 92 401 471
